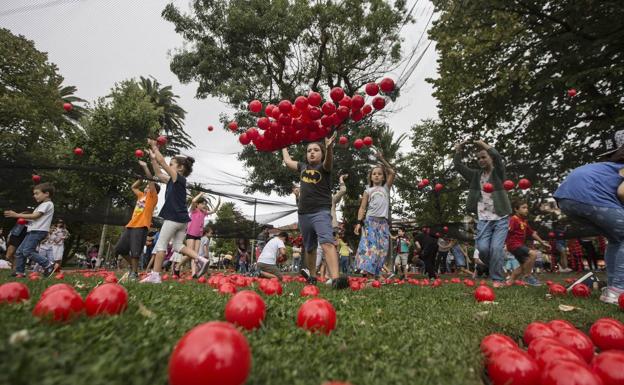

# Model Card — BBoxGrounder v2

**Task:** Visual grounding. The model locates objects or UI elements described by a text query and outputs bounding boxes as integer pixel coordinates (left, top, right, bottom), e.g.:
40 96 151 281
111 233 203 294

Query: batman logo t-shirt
298 162 332 214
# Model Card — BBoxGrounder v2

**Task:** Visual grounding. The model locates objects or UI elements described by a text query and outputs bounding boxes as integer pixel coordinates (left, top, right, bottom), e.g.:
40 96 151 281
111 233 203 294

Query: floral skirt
356 217 390 276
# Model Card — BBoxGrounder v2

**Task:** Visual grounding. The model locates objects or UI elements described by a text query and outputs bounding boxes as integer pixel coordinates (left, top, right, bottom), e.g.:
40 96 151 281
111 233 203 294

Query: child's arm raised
354 191 369 236
147 148 170 183
4 209 42 220
323 132 337 172
190 192 203 210
148 139 178 182
282 148 299 171
139 160 158 193
374 149 395 187
131 179 143 197
207 197 221 215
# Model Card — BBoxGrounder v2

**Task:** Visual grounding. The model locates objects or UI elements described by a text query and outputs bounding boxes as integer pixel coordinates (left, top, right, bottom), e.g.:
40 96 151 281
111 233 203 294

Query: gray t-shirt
366 185 389 218
27 201 54 232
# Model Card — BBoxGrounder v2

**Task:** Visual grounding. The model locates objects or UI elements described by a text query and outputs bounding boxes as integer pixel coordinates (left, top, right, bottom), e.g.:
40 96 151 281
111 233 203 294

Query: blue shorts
298 210 334 251
451 245 466 267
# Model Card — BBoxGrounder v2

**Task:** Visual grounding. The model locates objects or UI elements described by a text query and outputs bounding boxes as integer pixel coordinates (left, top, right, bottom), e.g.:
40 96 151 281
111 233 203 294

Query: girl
282 132 347 289
141 139 206 283
235 239 249 273
183 193 220 278
354 150 395 278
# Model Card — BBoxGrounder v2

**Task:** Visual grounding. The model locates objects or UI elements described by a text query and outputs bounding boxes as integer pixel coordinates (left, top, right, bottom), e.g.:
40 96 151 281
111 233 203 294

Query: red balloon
156 135 168 146
351 94 365 109
338 136 348 145
338 96 352 109
503 180 515 190
567 88 578 97
308 91 322 106
589 319 624 351
480 333 518 360
296 298 336 335
371 280 381 288
228 121 239 132
336 105 350 120
0 282 30 304
540 360 601 385
248 100 262 113
362 104 373 115
434 183 444 192
483 182 494 193
353 138 364 150
224 290 266 330
556 328 595 363
379 77 395 93
535 345 586 369
592 350 624 385
443 226 449 233
422 178 430 186
17 217 27 225
524 322 556 345
258 279 282 296
528 337 566 358
264 104 276 116
246 128 259 141
308 106 322 120
238 133 250 145
134 149 144 158
321 101 337 115
63 102 73 112
55 273 64 280
73 147 84 156
32 174 41 183
548 319 577 333
300 285 320 297
362 136 373 147
85 283 128 317
351 109 363 122
571 283 591 298
549 284 567 296
474 286 495 302
487 349 540 385
518 178 532 189
294 96 308 110
278 113 292 126
330 87 345 102
365 82 379 96
372 96 386 110
278 100 293 114
168 322 251 385
33 289 84 322
41 283 77 299
207 125 214 132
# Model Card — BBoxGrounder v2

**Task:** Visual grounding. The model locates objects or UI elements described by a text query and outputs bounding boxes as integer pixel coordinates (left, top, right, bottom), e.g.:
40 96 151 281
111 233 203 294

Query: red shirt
506 215 535 251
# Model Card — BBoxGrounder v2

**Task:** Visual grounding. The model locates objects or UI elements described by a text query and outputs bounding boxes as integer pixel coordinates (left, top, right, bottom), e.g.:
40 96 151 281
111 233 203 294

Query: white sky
1 0 439 227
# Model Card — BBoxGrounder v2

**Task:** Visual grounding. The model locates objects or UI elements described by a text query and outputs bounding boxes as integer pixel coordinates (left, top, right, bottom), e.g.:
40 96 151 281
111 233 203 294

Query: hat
598 129 624 158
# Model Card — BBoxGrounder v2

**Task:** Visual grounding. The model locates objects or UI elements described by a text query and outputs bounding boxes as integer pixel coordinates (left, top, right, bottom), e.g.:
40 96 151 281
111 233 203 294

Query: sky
0 0 439 227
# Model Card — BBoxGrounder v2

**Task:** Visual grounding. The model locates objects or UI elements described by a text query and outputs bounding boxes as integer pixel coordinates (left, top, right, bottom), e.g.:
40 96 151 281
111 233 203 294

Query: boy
257 232 288 280
393 228 410 279
506 199 550 286
4 183 57 277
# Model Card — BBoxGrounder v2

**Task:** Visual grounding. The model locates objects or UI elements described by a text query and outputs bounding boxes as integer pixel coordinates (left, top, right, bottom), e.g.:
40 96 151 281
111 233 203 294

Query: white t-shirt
27 201 54 232
366 185 390 218
198 236 209 257
257 237 285 265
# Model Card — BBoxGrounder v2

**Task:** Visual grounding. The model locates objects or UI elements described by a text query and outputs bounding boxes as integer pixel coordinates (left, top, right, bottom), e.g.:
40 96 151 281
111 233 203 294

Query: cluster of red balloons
232 77 395 152
482 318 624 385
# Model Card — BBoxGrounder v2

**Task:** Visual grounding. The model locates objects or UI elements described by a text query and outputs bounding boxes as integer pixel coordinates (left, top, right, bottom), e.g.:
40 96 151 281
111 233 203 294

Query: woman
553 132 624 305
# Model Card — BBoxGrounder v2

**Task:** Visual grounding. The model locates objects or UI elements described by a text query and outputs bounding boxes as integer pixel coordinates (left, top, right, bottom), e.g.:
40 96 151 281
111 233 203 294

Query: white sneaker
140 272 162 284
559 268 572 273
325 279 333 286
600 286 623 305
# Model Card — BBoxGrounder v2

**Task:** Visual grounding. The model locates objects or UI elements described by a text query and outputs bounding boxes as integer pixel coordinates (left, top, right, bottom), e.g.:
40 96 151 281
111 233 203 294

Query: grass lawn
0 271 622 385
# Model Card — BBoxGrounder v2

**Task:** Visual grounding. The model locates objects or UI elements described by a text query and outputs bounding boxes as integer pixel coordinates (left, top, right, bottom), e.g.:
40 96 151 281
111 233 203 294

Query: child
337 231 351 275
182 193 220 278
282 132 347 289
354 150 395 278
506 199 550 286
4 183 57 277
393 228 410 279
235 238 248 273
39 219 70 272
115 159 160 281
256 232 288 279
140 139 206 283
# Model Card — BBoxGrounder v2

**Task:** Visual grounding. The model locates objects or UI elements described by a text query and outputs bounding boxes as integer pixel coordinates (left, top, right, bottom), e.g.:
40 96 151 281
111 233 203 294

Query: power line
0 0 83 17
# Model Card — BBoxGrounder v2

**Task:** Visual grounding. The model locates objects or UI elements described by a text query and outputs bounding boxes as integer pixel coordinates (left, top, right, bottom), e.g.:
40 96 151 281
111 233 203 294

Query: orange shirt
126 190 158 228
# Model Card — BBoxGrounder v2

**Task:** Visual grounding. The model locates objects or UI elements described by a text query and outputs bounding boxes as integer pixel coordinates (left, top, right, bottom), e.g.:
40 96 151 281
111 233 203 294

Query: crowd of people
2 129 623 305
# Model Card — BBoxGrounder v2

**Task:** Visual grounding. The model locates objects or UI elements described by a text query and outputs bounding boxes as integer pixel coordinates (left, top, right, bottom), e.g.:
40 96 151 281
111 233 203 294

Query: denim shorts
298 210 334 251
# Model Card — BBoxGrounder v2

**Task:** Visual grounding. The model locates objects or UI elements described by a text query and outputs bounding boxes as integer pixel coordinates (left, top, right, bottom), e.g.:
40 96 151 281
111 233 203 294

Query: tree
427 0 624 201
162 0 412 197
212 202 253 257
139 76 193 153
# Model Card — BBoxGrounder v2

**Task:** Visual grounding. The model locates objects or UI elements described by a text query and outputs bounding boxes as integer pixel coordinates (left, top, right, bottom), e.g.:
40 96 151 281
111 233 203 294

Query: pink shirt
187 209 208 237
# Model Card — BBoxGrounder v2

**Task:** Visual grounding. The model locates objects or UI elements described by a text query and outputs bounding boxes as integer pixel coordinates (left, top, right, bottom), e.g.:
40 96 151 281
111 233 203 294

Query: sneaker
11 272 25 278
332 276 349 290
566 272 599 292
474 257 485 266
525 276 542 287
129 272 139 281
300 268 317 285
195 257 210 278
44 264 57 278
559 267 573 273
599 286 624 305
325 279 333 286
387 273 396 280
140 272 162 284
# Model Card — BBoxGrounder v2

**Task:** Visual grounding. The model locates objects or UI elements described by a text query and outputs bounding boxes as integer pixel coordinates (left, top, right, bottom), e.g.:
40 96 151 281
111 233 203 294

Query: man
257 231 288 280
454 139 512 287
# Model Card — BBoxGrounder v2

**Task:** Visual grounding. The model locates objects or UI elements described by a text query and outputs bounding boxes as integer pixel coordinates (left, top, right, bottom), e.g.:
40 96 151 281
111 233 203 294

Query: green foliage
0 272 621 385
213 202 253 255
427 0 624 202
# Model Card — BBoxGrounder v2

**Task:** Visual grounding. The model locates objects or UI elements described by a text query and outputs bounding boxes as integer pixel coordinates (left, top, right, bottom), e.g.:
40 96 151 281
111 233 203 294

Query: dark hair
174 156 195 177
196 197 207 205
306 142 325 163
367 165 387 187
154 184 161 194
203 226 213 235
607 146 624 163
278 231 289 239
512 198 528 210
34 182 54 198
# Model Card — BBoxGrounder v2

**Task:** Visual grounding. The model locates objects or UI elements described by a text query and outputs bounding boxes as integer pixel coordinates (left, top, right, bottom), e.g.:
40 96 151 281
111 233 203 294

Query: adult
553 130 624 305
414 229 439 280
256 232 288 280
454 139 512 287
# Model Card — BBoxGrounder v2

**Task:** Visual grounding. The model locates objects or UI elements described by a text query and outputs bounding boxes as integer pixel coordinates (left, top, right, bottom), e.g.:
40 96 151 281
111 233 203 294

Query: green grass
0 272 622 385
